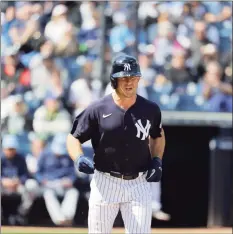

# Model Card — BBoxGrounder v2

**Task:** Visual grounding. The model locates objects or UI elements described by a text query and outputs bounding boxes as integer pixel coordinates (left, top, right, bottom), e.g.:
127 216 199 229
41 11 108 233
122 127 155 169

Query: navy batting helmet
110 55 141 89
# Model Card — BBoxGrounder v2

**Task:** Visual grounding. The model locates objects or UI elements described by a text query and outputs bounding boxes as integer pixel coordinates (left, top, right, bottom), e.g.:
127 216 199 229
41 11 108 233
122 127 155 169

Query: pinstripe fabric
88 170 152 234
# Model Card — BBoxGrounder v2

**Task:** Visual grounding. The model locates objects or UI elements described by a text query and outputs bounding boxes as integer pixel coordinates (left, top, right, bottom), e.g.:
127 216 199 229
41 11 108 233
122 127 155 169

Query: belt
104 171 146 180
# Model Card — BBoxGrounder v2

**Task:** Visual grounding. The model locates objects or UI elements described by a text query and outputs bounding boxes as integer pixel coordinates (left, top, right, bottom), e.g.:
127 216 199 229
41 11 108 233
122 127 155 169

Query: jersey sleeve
149 106 162 139
70 105 97 143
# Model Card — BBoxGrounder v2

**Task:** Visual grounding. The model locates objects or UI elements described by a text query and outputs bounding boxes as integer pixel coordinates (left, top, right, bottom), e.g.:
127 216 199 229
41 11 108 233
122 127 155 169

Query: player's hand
75 155 94 174
146 157 162 182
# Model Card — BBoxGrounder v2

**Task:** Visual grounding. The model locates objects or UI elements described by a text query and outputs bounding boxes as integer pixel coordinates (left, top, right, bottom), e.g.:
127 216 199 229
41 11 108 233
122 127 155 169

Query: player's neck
112 91 137 110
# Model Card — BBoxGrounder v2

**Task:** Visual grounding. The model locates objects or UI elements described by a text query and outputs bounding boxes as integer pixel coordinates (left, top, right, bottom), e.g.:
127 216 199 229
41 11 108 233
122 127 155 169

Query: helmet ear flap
110 76 117 89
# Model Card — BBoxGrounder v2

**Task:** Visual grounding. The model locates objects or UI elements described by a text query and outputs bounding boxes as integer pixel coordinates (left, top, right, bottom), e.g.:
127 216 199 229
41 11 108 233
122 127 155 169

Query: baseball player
67 54 166 233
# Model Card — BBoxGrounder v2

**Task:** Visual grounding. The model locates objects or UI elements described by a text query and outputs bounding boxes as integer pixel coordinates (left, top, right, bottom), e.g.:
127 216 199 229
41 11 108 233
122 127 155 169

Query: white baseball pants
88 170 152 234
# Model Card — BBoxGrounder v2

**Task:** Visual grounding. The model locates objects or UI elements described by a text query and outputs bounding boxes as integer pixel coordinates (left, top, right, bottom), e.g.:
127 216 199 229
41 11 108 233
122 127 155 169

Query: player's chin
124 89 136 97
125 92 135 98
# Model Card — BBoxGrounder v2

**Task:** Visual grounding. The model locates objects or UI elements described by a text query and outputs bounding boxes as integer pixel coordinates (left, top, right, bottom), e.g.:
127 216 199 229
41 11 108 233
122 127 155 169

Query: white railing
162 111 232 127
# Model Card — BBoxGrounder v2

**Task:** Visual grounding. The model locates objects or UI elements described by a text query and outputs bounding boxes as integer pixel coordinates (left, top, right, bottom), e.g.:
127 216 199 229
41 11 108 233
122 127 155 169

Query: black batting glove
146 157 162 182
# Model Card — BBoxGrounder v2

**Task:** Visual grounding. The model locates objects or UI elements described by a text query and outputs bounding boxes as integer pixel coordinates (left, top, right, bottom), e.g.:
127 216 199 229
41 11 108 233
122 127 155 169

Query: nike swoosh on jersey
147 169 156 180
103 113 112 118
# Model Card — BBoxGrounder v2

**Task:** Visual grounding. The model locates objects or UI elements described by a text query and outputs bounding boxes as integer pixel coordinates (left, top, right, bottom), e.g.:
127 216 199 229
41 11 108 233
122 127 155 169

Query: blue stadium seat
176 94 203 111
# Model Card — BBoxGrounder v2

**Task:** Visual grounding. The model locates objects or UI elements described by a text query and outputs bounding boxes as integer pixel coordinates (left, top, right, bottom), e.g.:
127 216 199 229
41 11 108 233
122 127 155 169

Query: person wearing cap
35 133 79 226
44 4 78 56
1 134 39 225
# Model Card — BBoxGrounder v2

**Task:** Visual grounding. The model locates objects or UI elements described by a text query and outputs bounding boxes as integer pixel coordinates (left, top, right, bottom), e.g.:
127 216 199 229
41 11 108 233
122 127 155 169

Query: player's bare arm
66 133 84 161
146 127 165 182
67 133 94 174
149 128 166 160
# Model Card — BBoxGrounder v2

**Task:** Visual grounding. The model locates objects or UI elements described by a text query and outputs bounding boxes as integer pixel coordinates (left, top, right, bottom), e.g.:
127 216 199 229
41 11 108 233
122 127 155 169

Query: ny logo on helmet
135 119 151 140
124 63 131 71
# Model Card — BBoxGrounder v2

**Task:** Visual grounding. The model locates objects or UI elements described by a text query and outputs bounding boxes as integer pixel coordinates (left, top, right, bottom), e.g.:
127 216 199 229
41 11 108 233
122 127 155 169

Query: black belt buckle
110 171 138 180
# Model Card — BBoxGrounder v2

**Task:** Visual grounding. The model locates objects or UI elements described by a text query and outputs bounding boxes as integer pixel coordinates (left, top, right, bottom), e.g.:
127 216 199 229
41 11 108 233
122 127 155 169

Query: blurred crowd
1 0 232 226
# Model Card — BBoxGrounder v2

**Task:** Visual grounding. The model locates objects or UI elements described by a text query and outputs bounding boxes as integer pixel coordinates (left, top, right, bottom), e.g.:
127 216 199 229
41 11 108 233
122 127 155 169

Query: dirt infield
1 226 232 234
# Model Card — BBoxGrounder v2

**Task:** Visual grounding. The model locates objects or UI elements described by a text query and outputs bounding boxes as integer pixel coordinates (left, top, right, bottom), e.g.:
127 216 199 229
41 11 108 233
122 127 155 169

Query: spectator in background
196 43 219 77
176 2 207 38
35 134 79 226
45 68 69 108
29 44 67 101
105 1 135 33
204 2 232 53
165 50 195 88
189 21 212 75
1 3 16 53
201 61 232 112
105 1 124 30
33 93 71 138
91 43 112 87
44 4 78 57
68 76 93 118
44 4 80 82
68 57 104 118
1 46 31 96
77 10 101 60
138 53 157 87
79 1 99 32
30 2 46 30
109 11 135 55
224 58 232 84
138 2 160 30
1 94 33 136
153 16 181 71
1 135 39 225
152 74 173 95
26 134 46 176
8 2 41 54
65 2 82 29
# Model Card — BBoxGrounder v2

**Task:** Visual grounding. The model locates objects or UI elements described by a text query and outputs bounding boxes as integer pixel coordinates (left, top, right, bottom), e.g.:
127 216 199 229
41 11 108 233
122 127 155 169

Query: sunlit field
2 226 232 234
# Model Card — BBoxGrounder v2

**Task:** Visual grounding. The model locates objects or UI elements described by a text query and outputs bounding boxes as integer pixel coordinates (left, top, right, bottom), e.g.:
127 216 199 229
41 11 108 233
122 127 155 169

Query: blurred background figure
109 11 135 55
35 133 79 226
8 2 40 53
152 17 179 72
25 133 47 176
1 94 33 136
165 50 194 86
151 182 171 221
44 4 78 57
68 76 93 118
32 93 71 139
1 135 39 225
138 53 157 88
1 46 31 96
200 61 232 112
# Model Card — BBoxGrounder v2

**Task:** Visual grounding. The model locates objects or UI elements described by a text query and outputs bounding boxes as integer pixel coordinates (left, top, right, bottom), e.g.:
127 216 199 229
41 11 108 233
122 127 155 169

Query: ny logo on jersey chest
135 119 151 140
